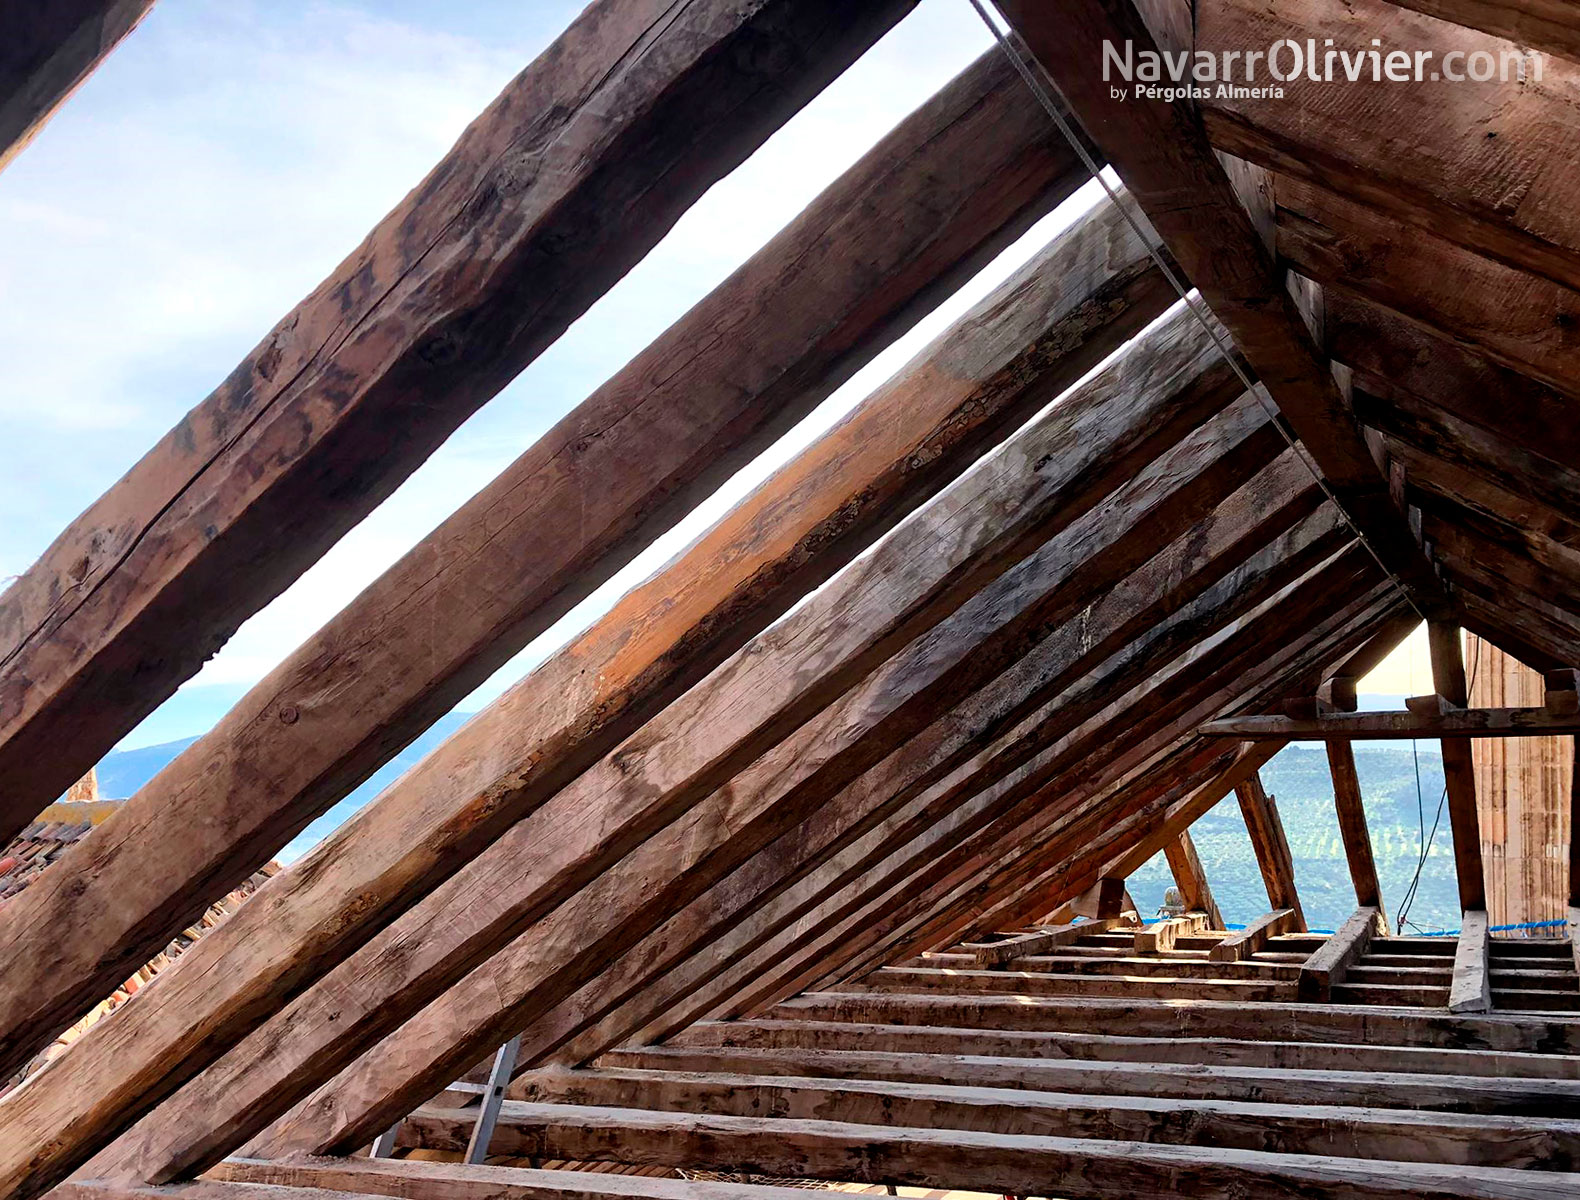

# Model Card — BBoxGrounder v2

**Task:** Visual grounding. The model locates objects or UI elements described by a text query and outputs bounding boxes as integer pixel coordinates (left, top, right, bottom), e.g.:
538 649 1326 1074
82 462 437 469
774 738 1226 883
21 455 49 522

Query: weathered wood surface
1299 907 1381 1002
1209 910 1301 963
1194 0 1580 291
771 992 1580 1053
854 965 1296 1004
1386 0 1580 64
996 0 1451 620
1272 173 1580 401
0 0 924 844
1165 832 1225 929
1432 624 1489 911
0 45 1115 1083
392 1102 1580 1199
1452 911 1494 1014
916 953 1296 983
78 293 1243 1183
53 1184 367 1200
504 1064 1580 1167
672 1018 1580 1079
1236 774 1307 930
1135 913 1209 954
1328 740 1386 913
1206 708 1580 739
0 0 153 170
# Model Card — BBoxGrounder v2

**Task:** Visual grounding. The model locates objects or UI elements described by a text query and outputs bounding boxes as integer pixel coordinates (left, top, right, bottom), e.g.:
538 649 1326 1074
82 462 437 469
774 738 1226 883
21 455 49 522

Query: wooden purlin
137 313 1267 1171
0 44 1116 1086
0 0 926 841
0 1 153 171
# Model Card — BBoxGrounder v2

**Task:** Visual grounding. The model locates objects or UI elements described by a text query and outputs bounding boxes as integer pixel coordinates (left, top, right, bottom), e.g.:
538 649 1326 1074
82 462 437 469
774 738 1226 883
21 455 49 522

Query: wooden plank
604 1044 1580 1112
1206 708 1580 739
0 1 153 170
77 307 1254 1184
503 1064 1580 1168
0 46 1124 1084
1193 0 1580 291
671 1018 1580 1079
973 919 1121 967
1235 773 1307 930
1299 907 1381 1002
853 965 1295 1004
1071 876 1130 921
1210 910 1300 963
1164 831 1225 929
995 0 1452 621
1327 739 1385 916
1452 910 1494 1014
54 1184 368 1200
1432 624 1489 911
211 1157 873 1200
391 1101 1580 1199
0 0 921 840
1134 913 1209 954
1386 0 1580 64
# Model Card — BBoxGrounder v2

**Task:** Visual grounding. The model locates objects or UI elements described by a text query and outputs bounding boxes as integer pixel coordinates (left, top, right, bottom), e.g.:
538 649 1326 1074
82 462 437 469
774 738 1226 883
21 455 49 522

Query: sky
0 0 1431 755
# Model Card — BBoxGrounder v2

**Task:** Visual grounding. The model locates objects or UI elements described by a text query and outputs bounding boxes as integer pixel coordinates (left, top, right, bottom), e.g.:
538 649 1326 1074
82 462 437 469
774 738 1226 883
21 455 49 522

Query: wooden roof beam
0 50 1130 1086
1386 0 1580 64
1208 708 1580 740
1164 830 1226 930
1298 906 1382 1002
993 0 1453 625
71 278 1244 1185
1326 740 1387 923
0 1 153 171
1431 622 1489 912
1235 772 1307 931
0 0 921 840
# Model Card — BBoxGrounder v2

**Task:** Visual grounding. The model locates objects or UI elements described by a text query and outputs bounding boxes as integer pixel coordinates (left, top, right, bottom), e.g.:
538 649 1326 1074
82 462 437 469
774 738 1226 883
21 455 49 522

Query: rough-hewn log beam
1194 0 1580 291
393 1100 1578 1199
1451 910 1494 1013
1209 908 1299 962
1298 907 1380 1002
77 299 1244 1186
993 0 1451 621
1164 831 1225 929
972 920 1123 967
1235 772 1307 930
1326 740 1385 916
1134 912 1209 953
1387 0 1580 64
0 0 153 170
0 45 1113 1084
0 0 920 836
1207 708 1580 739
1431 623 1488 911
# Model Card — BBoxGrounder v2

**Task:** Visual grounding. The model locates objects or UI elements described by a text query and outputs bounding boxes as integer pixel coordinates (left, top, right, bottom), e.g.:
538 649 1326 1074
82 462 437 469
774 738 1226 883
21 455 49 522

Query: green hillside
1127 742 1458 933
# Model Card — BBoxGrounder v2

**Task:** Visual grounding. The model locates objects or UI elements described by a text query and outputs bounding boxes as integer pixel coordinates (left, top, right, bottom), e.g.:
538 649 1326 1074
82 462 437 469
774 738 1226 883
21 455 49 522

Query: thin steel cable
965 0 1426 623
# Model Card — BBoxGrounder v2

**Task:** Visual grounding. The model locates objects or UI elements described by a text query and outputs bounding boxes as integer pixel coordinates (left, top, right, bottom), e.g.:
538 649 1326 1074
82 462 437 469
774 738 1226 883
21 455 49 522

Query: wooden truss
2 0 1579 1196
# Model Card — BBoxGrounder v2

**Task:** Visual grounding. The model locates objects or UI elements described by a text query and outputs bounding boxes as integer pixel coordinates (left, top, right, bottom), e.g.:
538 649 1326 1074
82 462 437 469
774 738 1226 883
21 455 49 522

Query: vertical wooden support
1325 740 1387 930
1449 909 1493 1013
1163 831 1225 930
1235 772 1307 931
1569 740 1580 979
1430 623 1487 911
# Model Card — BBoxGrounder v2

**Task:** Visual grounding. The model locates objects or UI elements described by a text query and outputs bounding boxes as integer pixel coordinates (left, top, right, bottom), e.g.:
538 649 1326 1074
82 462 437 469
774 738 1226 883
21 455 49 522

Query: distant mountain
97 712 479 862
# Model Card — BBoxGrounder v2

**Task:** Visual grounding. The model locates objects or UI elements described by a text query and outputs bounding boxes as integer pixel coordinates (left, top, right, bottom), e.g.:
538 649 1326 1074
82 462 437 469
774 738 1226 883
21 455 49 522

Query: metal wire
965 0 1426 623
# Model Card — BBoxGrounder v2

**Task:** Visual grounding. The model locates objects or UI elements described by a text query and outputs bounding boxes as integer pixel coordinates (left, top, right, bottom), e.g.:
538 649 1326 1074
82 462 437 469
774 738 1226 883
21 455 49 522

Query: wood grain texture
0 50 1125 1084
1299 907 1381 1001
1210 909 1301 962
78 269 1237 1185
1165 832 1226 929
1433 624 1490 911
1387 0 1580 63
0 0 919 839
0 0 153 170
1328 743 1386 913
1236 773 1308 930
1452 910 1495 1013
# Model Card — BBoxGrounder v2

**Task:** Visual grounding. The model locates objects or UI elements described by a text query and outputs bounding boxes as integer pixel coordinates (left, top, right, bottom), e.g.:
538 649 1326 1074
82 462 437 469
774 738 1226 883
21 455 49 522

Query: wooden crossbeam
971 920 1122 968
0 1 153 170
1298 907 1381 1002
390 1100 1580 1199
1326 741 1386 919
0 0 923 844
1135 913 1209 954
993 0 1452 623
1210 909 1300 963
1205 708 1580 740
1431 624 1488 911
1386 0 1580 64
1235 772 1307 930
0 45 1118 1086
1450 910 1495 1014
1163 832 1225 930
83 292 1254 1180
